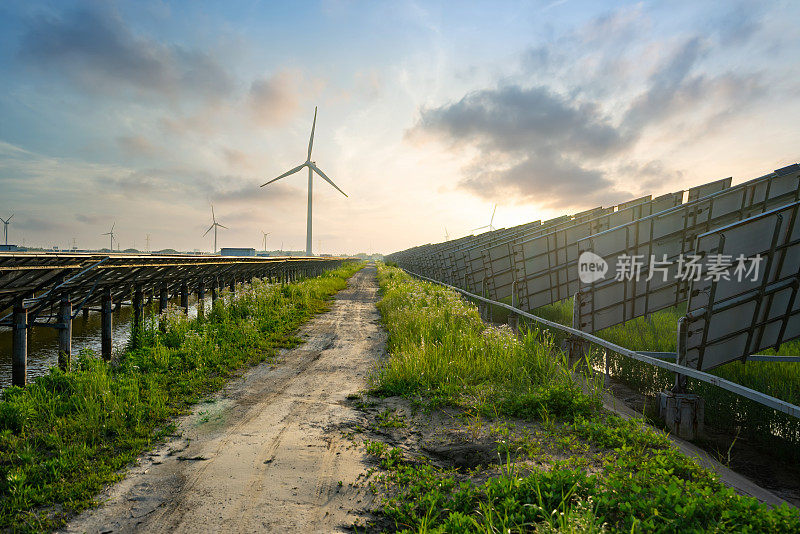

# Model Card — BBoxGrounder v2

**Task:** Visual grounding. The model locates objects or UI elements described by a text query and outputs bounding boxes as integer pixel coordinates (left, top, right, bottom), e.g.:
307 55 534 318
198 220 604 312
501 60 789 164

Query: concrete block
658 391 704 440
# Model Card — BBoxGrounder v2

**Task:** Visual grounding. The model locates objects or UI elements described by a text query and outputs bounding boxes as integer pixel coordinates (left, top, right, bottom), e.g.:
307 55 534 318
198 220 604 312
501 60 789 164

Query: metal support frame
197 278 205 318
180 281 189 314
58 297 72 371
101 288 113 361
12 302 27 387
132 285 143 348
403 269 800 420
159 283 169 314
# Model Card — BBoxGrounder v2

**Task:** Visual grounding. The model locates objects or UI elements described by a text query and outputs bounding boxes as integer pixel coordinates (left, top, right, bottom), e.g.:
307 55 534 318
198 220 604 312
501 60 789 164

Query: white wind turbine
102 222 117 251
261 230 270 252
472 205 497 234
203 205 228 254
260 107 347 256
445 227 451 241
1 213 13 246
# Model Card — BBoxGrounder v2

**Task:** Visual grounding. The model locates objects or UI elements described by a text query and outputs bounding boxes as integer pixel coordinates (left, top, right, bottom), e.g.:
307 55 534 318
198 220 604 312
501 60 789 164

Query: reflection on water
0 295 210 389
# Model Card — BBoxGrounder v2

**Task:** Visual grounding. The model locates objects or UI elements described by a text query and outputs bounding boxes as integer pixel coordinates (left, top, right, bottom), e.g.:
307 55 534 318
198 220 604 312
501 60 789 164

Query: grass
366 264 800 533
374 265 600 419
0 261 364 532
531 299 800 461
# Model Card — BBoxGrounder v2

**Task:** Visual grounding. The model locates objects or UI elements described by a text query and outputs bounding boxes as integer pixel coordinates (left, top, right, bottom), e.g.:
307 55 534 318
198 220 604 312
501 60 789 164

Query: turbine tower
203 205 227 254
472 205 497 234
1 213 12 246
102 222 117 251
260 107 347 256
261 230 270 252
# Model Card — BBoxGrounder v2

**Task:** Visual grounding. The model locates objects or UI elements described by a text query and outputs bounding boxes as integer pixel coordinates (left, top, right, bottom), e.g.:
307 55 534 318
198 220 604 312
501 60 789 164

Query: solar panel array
0 253 347 324
387 164 800 370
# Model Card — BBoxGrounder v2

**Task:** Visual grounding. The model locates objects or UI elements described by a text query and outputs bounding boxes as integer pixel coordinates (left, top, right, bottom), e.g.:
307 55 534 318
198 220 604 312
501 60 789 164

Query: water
0 296 210 389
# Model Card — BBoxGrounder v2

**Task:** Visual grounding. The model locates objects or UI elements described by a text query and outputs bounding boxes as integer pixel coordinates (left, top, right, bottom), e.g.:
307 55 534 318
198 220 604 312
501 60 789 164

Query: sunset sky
1 1 799 254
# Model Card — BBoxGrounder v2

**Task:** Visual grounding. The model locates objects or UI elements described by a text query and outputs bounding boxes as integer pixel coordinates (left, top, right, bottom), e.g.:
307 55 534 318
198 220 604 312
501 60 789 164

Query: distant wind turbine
472 205 497 233
203 205 227 254
1 213 13 246
261 230 270 252
260 107 347 256
445 227 451 241
102 222 117 251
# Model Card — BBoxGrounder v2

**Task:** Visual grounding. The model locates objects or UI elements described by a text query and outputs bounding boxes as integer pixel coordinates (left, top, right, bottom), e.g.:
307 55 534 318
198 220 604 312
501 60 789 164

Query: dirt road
64 266 384 533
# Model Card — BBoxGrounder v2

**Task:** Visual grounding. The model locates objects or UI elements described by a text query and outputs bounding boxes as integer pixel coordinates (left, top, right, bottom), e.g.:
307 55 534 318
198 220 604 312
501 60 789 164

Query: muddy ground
64 266 385 533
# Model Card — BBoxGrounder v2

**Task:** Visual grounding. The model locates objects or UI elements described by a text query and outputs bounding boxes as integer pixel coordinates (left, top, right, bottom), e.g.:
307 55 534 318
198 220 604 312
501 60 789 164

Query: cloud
15 216 58 232
410 5 773 209
18 5 233 101
410 85 631 206
117 135 160 157
414 85 628 157
248 70 304 126
75 214 107 225
460 154 628 209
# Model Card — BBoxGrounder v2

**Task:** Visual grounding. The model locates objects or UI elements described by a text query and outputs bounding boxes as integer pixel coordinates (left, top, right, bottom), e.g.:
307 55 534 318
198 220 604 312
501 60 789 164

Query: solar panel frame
511 192 684 311
577 165 800 333
684 201 800 370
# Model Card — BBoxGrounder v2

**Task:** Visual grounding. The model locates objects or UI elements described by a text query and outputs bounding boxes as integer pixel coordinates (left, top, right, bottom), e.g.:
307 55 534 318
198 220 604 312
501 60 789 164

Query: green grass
374 265 600 419
531 299 800 461
368 264 800 533
0 261 364 532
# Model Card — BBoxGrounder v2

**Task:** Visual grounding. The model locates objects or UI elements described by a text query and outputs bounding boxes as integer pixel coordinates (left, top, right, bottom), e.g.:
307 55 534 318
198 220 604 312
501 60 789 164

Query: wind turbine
261 230 270 252
472 205 497 234
260 107 347 256
203 205 227 254
102 222 117 251
1 213 12 246
445 227 451 241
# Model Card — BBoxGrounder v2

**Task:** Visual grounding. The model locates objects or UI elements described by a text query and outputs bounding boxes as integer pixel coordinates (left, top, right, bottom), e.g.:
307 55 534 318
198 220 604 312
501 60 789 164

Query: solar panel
511 192 684 310
578 165 800 333
686 177 732 202
0 253 347 322
684 201 800 370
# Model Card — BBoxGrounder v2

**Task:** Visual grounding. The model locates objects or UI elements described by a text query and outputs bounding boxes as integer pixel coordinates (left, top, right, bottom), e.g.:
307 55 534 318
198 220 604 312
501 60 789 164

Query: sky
1 0 799 255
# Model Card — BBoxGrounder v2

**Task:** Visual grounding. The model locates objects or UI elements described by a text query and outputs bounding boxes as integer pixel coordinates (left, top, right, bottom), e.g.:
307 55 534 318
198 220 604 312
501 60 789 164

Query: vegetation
0 261 364 532
367 264 799 533
532 299 800 461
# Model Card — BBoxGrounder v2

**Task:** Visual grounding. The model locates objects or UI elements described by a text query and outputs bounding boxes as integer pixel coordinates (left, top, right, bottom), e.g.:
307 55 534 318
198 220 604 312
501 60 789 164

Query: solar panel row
387 164 800 371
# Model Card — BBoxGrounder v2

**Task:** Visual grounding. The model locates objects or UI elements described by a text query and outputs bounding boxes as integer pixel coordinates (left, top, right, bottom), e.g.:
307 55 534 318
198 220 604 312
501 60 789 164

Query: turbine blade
212 204 216 223
203 225 214 236
308 162 348 198
218 224 228 229
490 205 496 225
261 163 307 186
7 214 12 222
111 222 115 232
307 106 317 160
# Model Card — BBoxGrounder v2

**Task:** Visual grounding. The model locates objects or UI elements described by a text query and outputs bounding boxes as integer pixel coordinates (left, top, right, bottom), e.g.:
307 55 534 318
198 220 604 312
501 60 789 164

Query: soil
63 265 385 533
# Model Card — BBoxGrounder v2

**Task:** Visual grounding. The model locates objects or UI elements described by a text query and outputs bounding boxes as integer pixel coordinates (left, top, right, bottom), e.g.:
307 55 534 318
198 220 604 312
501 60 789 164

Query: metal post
58 297 72 371
82 307 89 320
211 277 218 304
132 285 143 347
101 288 113 361
673 317 688 392
180 281 189 314
229 277 236 296
569 292 583 365
12 302 28 387
197 279 205 318
159 283 169 314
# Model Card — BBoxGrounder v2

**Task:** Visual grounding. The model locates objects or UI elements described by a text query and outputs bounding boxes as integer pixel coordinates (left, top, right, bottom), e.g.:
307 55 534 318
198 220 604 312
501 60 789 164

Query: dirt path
64 266 384 533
